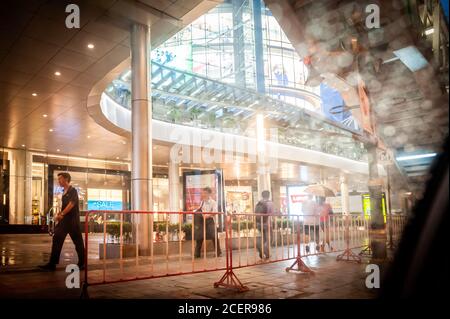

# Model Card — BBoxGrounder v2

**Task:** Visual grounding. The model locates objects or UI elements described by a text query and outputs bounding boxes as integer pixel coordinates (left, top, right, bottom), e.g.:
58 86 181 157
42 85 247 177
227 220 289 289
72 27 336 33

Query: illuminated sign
287 185 308 218
87 200 122 211
362 193 386 222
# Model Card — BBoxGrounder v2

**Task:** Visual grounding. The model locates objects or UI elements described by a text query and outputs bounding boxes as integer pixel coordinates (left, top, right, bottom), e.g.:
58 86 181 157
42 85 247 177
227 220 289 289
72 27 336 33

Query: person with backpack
255 190 274 260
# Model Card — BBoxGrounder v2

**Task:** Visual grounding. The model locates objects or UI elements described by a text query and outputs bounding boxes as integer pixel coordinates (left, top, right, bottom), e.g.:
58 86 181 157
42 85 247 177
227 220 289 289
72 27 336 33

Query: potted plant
204 112 216 128
182 223 192 240
189 107 202 125
168 223 180 241
168 105 182 123
99 221 135 259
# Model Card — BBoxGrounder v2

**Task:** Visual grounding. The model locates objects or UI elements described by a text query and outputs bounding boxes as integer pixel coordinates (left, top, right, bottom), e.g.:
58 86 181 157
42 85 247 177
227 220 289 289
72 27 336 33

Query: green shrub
106 221 132 241
182 223 192 239
231 220 254 231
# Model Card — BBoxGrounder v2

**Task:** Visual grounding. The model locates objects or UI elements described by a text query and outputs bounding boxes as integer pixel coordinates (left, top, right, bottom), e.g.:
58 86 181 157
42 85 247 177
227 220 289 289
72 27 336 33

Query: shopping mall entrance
46 164 131 227
0 158 10 224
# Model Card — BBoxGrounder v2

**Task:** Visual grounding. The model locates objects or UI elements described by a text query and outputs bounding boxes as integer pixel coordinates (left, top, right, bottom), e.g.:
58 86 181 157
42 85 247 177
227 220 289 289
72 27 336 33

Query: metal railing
81 211 408 295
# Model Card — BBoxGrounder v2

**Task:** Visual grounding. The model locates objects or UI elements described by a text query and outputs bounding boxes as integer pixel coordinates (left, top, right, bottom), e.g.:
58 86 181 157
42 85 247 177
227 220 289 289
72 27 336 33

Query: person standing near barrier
255 190 274 260
194 187 222 258
39 172 85 271
317 196 333 252
302 194 320 254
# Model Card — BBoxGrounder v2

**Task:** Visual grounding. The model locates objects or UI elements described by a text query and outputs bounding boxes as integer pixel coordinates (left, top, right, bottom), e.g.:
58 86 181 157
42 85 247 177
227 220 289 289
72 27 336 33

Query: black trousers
195 234 221 257
256 224 270 259
304 225 320 245
49 220 85 266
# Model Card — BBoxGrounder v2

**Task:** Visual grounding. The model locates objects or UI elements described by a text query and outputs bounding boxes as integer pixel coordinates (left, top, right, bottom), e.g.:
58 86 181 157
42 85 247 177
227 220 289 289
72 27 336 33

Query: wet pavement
0 234 378 299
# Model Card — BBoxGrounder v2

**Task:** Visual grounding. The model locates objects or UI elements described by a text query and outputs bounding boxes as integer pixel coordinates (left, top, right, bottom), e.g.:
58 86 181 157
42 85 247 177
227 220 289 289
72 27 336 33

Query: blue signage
87 200 123 211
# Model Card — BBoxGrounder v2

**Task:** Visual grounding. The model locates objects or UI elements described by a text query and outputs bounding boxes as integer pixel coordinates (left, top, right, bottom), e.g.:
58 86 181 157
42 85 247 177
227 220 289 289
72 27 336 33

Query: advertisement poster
362 193 387 222
287 185 308 217
280 186 287 215
183 170 224 227
225 186 253 214
327 195 364 214
184 173 217 211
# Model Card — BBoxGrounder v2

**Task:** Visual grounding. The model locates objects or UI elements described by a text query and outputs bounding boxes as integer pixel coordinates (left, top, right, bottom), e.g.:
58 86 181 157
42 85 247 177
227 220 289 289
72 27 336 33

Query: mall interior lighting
424 28 434 35
396 153 437 161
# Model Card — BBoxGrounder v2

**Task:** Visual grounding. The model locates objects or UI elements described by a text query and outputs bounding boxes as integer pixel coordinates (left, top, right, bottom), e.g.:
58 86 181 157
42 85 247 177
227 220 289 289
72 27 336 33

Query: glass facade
104 0 366 162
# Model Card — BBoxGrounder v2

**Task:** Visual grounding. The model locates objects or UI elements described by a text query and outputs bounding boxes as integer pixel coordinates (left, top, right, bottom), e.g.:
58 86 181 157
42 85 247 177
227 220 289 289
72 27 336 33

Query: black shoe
38 263 56 271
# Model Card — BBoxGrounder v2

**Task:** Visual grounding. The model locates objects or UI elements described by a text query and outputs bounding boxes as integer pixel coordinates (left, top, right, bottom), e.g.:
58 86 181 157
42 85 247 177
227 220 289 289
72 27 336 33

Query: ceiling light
43 114 48 118
116 157 120 160
396 153 437 161
87 135 91 139
88 153 92 156
122 141 126 145
32 93 37 97
57 149 60 152
424 28 434 36
48 128 54 132
87 43 95 49
21 144 25 147
54 71 61 76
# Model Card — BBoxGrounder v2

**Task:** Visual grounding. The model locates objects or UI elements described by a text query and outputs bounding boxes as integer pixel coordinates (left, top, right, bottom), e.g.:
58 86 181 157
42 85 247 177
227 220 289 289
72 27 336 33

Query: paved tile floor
0 234 378 299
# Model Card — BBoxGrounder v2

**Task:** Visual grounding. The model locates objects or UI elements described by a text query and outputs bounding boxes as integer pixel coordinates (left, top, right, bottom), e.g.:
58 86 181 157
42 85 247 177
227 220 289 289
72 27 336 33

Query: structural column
340 173 349 215
367 144 387 260
232 0 246 87
131 23 152 253
253 0 265 94
257 172 271 198
256 114 271 197
24 150 33 224
168 161 180 224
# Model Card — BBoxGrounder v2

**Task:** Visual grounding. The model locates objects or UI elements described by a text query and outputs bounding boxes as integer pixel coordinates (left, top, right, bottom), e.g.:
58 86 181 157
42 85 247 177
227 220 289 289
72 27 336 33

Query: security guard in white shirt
194 187 222 258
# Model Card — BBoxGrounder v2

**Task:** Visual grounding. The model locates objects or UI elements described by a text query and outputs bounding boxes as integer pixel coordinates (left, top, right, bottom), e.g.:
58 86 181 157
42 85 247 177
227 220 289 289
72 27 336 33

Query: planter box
229 233 294 249
98 233 295 259
99 243 136 259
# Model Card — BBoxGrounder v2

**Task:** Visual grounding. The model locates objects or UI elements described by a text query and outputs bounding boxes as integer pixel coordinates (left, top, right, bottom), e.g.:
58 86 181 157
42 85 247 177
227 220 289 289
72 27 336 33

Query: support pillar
257 173 271 198
340 173 349 214
367 144 387 261
253 0 265 93
336 172 361 262
232 0 246 87
131 23 152 253
168 161 180 224
24 150 32 224
256 114 271 197
271 179 280 212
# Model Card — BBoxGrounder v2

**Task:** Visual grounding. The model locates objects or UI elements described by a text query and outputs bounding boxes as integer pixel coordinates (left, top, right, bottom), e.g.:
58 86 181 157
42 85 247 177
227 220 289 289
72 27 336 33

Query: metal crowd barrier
81 211 408 295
